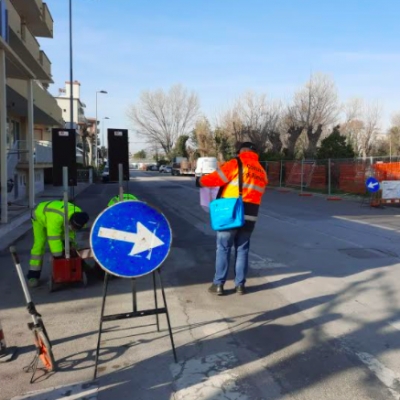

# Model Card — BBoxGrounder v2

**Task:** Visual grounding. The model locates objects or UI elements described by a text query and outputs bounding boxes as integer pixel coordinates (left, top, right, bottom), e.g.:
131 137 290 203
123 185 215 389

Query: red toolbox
49 256 87 291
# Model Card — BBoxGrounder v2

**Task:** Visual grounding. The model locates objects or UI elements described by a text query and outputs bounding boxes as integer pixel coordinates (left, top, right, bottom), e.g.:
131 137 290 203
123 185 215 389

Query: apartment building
0 0 63 223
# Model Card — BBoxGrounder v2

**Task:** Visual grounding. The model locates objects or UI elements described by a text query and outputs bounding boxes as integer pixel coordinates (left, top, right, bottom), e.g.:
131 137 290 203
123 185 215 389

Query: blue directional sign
366 177 380 193
90 201 172 278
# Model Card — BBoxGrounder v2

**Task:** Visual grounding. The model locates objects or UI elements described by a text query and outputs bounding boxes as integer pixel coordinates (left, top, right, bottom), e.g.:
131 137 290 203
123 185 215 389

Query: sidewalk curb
268 185 365 203
0 183 93 252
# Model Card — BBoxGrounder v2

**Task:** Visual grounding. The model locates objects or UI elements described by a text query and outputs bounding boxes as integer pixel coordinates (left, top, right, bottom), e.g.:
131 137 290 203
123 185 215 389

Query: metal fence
265 156 400 196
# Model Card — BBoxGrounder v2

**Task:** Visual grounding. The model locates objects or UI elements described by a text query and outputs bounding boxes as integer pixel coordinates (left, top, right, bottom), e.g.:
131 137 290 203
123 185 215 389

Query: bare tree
286 73 339 157
342 99 381 157
127 84 200 158
387 112 400 157
237 92 283 153
217 91 283 154
218 106 245 146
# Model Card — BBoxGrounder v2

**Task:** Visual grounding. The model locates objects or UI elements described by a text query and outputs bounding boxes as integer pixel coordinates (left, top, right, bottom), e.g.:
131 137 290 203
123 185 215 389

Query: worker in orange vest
200 142 268 295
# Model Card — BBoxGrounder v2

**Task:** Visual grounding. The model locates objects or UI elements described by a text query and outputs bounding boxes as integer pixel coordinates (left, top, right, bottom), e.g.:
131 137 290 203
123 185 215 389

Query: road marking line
11 382 99 400
355 351 400 400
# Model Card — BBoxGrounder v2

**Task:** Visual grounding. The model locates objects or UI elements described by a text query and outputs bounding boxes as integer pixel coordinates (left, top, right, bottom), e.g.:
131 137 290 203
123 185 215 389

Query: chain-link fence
265 156 400 197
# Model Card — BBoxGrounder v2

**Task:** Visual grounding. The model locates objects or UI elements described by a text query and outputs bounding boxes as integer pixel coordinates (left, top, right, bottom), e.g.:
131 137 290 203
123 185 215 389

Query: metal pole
131 279 137 313
94 92 98 168
0 49 7 223
153 272 160 332
27 80 35 210
93 273 109 380
300 159 304 194
279 159 283 188
69 0 73 129
63 167 70 259
157 269 177 363
118 163 123 201
328 158 331 196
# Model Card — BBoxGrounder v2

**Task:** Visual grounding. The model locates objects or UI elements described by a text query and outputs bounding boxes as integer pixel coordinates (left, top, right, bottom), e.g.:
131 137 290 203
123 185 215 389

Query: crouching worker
28 200 89 288
107 193 138 207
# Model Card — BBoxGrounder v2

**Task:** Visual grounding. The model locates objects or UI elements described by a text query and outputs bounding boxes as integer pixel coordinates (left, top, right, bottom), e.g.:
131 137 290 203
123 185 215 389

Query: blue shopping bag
209 158 245 231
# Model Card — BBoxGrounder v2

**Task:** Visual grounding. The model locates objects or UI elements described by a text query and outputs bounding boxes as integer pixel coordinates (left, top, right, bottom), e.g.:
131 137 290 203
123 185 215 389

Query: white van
195 157 217 187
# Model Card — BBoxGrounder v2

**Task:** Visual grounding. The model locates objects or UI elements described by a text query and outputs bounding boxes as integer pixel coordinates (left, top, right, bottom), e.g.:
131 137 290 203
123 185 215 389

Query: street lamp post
94 90 107 168
68 0 75 131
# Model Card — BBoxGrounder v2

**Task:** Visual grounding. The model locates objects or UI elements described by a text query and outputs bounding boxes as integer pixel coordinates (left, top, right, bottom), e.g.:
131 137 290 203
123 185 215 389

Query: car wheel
195 177 201 187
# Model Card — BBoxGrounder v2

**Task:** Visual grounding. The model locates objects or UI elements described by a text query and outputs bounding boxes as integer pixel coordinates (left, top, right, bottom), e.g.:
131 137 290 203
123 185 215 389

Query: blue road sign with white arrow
366 177 380 193
90 201 172 278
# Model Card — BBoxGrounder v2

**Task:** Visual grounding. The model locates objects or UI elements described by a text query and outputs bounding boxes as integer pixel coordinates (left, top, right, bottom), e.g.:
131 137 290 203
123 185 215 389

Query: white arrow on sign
368 182 379 189
98 222 165 256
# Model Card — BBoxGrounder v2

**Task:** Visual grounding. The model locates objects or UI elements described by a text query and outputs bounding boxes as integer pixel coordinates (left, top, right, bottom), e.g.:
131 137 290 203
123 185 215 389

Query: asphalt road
2 170 400 399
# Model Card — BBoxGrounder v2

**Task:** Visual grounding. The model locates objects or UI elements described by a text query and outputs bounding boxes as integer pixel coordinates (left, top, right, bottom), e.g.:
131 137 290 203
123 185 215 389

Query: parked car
159 165 167 173
101 166 110 183
146 165 159 171
164 166 172 174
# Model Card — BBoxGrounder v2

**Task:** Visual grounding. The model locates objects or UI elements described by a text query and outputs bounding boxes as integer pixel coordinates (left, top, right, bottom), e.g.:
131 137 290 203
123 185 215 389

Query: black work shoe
208 284 224 296
235 285 246 295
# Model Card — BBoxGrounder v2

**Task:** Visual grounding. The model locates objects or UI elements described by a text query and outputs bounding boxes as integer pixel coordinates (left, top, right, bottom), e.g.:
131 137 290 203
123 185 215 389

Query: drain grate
339 248 398 259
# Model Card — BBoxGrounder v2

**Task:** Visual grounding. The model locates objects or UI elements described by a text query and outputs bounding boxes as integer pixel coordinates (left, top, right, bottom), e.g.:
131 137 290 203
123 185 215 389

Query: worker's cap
69 212 89 230
239 142 258 153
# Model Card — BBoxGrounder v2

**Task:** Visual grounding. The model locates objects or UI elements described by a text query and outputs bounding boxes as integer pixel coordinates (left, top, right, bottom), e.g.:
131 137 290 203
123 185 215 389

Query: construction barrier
267 161 281 185
265 156 400 201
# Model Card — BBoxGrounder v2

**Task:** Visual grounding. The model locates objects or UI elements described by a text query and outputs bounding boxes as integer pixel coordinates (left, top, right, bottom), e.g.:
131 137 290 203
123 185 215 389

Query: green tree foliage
316 125 355 159
133 150 147 159
172 135 189 158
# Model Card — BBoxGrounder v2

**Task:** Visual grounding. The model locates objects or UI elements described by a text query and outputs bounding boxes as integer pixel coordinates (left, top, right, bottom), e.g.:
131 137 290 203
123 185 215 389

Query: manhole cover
339 248 398 259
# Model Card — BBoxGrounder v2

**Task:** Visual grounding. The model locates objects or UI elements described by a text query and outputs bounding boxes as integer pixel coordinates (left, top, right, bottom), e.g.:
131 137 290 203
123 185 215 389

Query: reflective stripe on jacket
32 200 82 257
200 152 268 229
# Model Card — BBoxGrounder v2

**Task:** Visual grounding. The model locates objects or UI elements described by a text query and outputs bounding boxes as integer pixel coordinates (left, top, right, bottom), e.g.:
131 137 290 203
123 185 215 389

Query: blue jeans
214 229 252 286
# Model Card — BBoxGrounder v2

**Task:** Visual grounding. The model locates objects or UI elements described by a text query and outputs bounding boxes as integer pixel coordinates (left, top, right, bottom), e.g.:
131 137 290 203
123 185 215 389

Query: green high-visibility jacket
107 193 138 207
33 200 82 257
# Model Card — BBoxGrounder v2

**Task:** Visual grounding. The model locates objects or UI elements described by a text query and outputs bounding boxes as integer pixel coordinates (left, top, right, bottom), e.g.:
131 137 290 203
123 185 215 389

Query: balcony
9 0 53 38
7 78 63 126
39 50 51 78
7 1 52 81
11 140 52 167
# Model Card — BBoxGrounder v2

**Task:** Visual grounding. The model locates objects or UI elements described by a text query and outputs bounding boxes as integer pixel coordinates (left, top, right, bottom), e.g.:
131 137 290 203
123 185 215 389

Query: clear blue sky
41 0 400 152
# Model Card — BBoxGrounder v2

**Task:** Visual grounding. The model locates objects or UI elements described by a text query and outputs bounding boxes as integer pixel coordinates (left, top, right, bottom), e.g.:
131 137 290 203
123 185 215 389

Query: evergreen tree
316 125 355 159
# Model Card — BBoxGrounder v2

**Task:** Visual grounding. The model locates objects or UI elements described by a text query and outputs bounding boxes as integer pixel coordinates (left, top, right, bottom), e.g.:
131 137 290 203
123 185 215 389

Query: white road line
11 382 99 400
355 351 400 400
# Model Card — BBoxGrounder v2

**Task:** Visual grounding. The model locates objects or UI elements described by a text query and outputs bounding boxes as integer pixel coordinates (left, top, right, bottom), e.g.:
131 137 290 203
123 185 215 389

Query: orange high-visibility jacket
200 151 268 229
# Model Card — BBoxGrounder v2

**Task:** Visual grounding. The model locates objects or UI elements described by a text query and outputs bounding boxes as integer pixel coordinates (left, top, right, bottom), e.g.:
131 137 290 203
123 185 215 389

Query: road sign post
90 201 177 379
365 177 382 208
366 177 380 193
